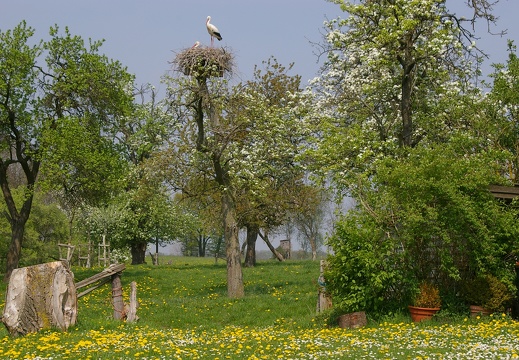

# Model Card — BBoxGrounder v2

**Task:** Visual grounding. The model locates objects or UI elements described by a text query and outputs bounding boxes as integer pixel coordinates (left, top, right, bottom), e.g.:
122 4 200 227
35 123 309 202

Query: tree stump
2 261 77 336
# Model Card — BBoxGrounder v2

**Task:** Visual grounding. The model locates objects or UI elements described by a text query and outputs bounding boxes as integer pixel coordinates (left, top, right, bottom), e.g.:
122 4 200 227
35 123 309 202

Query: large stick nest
174 46 234 78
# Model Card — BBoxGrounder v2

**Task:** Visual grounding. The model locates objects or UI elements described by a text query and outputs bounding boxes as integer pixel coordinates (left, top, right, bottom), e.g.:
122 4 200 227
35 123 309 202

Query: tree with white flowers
311 0 501 194
156 56 312 297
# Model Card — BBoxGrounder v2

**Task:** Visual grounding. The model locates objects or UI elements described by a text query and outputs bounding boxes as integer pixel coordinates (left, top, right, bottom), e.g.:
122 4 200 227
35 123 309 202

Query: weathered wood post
98 234 110 267
111 268 125 320
317 259 332 313
126 281 139 322
2 261 77 336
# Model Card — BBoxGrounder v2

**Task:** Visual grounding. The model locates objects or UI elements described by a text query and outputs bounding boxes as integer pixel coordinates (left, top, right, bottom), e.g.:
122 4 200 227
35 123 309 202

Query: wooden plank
75 263 125 289
491 193 519 199
489 185 519 199
489 184 519 194
77 277 111 298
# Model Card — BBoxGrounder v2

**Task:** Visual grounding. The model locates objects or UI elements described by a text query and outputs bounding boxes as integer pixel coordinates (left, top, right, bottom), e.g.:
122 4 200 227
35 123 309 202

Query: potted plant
408 281 441 322
462 275 513 317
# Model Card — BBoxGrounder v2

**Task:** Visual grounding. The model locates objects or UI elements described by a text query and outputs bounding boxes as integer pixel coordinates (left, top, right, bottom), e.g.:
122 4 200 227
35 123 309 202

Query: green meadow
1 257 519 359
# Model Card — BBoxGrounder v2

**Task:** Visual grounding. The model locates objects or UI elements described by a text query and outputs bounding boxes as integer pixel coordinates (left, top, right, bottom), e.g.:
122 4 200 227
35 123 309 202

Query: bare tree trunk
198 233 208 257
259 230 284 262
222 191 244 298
149 252 159 265
317 259 332 313
244 224 258 267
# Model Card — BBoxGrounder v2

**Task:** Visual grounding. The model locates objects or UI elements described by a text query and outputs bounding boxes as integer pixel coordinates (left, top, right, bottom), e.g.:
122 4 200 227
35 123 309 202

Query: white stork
191 41 200 49
206 16 222 46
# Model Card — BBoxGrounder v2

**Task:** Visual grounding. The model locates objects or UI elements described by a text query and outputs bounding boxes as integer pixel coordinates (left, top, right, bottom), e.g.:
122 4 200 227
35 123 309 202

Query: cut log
2 261 77 336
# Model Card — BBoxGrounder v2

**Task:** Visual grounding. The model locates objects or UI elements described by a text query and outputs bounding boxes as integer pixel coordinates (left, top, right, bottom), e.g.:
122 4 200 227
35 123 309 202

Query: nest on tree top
174 46 234 78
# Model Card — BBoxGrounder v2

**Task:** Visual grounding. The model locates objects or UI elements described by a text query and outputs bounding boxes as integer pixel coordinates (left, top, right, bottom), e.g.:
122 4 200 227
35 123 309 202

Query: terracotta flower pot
408 305 440 322
470 305 492 317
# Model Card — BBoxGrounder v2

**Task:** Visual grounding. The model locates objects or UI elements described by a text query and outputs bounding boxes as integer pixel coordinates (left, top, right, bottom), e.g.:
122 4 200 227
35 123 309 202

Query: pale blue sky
1 1 517 90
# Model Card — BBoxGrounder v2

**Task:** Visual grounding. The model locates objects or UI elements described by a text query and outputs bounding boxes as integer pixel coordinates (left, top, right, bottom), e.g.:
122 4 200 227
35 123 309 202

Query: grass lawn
0 257 519 359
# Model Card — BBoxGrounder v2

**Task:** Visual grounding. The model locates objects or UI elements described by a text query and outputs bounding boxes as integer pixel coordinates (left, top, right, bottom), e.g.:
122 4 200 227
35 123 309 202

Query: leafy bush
325 212 413 314
325 139 519 316
462 275 514 312
486 275 514 312
461 276 491 306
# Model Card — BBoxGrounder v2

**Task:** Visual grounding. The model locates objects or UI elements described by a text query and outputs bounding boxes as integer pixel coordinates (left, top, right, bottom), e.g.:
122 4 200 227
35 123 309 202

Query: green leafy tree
292 185 328 261
236 59 311 267
175 191 222 258
79 165 196 265
484 41 519 181
108 85 177 264
0 22 132 280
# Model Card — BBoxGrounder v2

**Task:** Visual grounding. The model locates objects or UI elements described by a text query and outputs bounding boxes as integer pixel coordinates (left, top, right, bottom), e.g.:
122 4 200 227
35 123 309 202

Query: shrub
413 282 441 308
462 275 513 312
325 140 519 317
325 212 412 315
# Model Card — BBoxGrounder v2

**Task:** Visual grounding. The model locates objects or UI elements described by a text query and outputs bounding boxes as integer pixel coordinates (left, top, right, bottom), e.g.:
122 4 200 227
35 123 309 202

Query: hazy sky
1 0 518 91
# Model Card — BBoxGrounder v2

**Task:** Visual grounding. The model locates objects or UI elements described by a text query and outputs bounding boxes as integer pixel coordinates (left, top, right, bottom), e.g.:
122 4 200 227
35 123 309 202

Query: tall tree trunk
198 234 207 257
197 75 244 298
259 230 284 262
2 191 35 282
222 190 244 298
4 221 26 282
130 242 147 265
398 49 416 147
0 157 39 282
244 224 258 267
214 234 223 264
309 235 317 261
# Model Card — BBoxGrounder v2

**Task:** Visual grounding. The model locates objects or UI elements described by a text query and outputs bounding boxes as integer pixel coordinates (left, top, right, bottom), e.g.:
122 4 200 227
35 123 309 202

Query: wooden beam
489 185 519 199
77 277 111 298
75 263 125 289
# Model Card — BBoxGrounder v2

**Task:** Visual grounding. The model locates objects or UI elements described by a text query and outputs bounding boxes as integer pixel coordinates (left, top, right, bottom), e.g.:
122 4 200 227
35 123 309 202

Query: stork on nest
174 45 234 79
